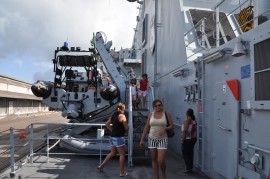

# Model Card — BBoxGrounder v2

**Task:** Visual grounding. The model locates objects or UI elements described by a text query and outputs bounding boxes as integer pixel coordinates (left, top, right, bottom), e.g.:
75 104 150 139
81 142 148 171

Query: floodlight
202 48 232 64
172 68 190 77
203 51 225 64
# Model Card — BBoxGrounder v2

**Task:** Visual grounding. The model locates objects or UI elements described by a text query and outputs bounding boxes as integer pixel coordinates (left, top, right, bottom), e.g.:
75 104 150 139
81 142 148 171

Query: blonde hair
117 102 125 111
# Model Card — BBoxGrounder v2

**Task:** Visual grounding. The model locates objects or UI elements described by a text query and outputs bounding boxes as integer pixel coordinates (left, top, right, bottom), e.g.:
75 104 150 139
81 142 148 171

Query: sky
0 0 139 83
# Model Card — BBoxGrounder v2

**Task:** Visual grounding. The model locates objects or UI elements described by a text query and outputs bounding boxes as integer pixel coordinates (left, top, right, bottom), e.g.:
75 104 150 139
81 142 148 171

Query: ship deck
1 148 209 179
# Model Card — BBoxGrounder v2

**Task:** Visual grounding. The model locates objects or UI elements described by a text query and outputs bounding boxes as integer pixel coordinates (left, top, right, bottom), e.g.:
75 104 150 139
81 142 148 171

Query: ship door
213 80 239 179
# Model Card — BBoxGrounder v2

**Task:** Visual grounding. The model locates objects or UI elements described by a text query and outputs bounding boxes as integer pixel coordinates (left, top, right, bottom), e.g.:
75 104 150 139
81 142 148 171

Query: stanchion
97 127 104 165
9 128 15 178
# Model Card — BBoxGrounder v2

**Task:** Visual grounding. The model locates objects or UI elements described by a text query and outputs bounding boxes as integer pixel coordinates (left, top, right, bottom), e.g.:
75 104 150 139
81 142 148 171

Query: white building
0 75 48 117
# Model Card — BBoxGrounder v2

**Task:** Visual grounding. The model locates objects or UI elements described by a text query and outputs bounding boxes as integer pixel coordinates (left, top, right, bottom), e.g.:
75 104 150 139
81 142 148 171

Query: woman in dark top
97 103 128 177
181 108 197 173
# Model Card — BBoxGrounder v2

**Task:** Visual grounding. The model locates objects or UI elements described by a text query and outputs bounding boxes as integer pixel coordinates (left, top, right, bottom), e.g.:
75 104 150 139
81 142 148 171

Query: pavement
0 112 68 132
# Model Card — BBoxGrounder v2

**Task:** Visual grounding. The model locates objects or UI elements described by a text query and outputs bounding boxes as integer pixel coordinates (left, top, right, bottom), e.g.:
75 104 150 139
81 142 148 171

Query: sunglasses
154 104 162 107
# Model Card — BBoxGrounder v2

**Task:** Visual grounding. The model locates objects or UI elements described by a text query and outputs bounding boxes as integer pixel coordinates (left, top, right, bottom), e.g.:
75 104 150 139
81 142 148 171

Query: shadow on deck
1 148 209 179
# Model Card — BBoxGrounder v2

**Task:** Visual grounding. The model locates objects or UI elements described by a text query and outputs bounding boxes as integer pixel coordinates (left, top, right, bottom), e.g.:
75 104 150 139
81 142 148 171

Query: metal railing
7 122 110 177
184 0 269 60
127 84 153 166
147 86 155 111
127 86 134 167
5 127 35 177
0 126 32 178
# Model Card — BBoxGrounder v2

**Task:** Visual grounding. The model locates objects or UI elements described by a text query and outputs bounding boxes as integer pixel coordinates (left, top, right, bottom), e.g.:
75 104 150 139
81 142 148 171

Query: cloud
33 67 54 82
0 0 139 82
12 58 23 67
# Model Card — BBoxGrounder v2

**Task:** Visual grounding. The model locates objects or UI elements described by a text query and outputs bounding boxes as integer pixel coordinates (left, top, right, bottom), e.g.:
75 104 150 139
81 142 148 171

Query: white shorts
148 137 168 149
132 94 137 100
138 90 147 97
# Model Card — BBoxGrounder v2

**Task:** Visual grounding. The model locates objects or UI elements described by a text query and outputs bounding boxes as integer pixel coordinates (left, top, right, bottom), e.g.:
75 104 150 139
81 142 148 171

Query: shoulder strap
165 111 169 124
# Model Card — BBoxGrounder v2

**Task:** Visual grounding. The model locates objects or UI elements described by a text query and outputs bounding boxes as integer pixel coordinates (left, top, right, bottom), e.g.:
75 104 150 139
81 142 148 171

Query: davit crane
31 32 128 123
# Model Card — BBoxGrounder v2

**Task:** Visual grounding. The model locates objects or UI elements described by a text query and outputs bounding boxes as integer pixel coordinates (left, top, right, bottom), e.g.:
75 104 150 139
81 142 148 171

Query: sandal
120 172 128 177
97 166 103 172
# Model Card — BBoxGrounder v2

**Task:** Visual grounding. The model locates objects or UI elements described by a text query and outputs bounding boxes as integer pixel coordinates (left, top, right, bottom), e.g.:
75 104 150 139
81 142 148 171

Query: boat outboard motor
31 80 53 99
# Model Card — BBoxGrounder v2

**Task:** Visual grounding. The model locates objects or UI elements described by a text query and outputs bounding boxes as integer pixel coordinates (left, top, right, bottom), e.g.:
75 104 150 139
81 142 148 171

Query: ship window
254 38 270 100
142 14 148 47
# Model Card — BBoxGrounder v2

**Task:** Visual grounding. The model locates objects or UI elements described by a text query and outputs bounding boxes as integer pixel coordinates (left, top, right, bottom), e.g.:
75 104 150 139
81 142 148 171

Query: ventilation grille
254 38 270 100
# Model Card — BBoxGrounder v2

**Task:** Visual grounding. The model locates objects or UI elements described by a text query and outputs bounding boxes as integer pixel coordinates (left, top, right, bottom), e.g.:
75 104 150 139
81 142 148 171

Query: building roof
0 74 32 88
0 90 42 100
0 74 42 100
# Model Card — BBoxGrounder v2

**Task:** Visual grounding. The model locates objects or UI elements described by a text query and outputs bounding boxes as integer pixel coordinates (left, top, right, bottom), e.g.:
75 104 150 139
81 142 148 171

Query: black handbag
165 112 175 138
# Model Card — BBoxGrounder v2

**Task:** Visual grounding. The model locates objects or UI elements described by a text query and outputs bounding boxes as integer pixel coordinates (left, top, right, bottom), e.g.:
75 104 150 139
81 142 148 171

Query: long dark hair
152 99 163 108
142 73 148 78
186 108 195 121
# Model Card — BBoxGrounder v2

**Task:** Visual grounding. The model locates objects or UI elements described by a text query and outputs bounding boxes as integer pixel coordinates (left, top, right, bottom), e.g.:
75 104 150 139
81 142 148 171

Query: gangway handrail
185 18 211 49
127 86 134 167
213 8 270 42
184 17 206 36
216 0 249 27
212 0 225 10
184 0 270 60
212 0 250 43
148 86 154 111
213 0 249 47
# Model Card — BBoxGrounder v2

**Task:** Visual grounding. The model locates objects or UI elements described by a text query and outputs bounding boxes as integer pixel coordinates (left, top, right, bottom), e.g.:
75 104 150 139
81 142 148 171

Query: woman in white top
140 99 174 179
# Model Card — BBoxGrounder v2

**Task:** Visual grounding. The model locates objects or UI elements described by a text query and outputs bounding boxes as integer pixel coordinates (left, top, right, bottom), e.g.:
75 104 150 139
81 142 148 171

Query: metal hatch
212 80 240 179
